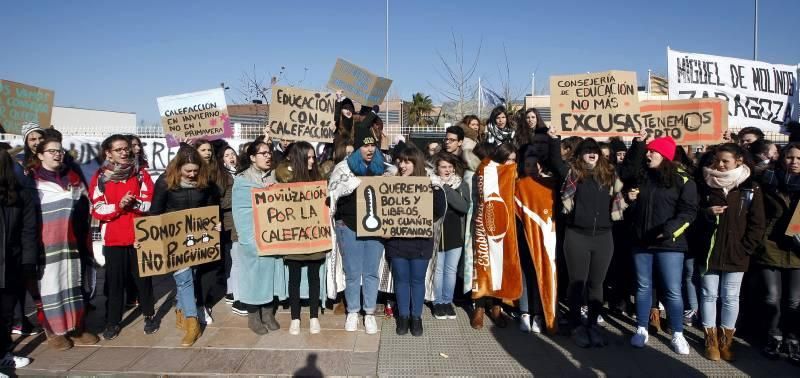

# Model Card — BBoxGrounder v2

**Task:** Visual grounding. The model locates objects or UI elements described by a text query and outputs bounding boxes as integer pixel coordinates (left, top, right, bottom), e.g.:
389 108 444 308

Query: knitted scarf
100 160 137 185
703 165 750 195
431 172 462 189
485 122 515 145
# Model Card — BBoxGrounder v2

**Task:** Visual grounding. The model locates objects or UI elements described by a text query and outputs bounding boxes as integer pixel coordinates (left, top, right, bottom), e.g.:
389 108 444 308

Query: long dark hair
101 134 131 163
570 138 616 189
0 149 20 206
514 108 546 147
126 135 148 166
23 129 45 167
286 141 321 182
237 138 272 174
432 151 465 178
31 137 63 170
215 145 237 188
645 153 680 188
487 105 512 129
393 145 428 177
490 143 516 164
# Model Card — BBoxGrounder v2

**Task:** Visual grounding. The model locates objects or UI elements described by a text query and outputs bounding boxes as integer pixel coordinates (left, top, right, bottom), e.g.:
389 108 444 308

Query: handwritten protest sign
668 48 799 132
0 80 54 135
251 181 332 256
356 176 433 238
157 88 231 147
639 98 727 145
134 206 221 277
268 87 335 143
327 58 393 106
786 204 800 236
550 71 640 137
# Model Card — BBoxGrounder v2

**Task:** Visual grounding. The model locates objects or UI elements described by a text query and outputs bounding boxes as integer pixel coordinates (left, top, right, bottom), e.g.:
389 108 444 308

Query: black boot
260 304 280 331
410 317 423 337
396 316 409 336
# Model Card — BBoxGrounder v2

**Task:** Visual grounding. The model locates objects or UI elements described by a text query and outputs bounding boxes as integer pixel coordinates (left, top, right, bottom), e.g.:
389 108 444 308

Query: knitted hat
353 113 377 150
573 138 601 157
647 137 677 161
609 138 627 153
21 122 43 140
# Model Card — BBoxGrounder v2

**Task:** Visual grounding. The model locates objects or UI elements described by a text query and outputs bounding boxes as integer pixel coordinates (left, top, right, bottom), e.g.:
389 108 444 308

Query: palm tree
407 92 434 129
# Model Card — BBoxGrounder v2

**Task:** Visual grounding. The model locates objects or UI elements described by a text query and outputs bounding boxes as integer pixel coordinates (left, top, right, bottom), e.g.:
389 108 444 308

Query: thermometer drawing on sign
362 186 381 232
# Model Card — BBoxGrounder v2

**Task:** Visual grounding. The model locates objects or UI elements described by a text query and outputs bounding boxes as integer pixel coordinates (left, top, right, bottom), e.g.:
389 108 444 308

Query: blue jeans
173 268 198 318
336 223 383 314
684 257 699 312
701 271 744 329
392 257 430 318
433 248 461 305
633 249 684 333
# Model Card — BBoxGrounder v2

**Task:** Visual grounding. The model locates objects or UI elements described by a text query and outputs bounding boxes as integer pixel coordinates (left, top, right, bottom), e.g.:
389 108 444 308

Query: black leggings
563 228 613 326
0 288 17 353
286 259 323 319
760 266 800 339
104 246 155 325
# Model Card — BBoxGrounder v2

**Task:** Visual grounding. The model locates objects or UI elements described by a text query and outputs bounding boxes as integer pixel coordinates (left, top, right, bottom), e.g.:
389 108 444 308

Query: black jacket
695 178 765 272
385 187 446 260
150 176 217 215
566 175 613 236
0 189 38 288
439 180 471 251
620 140 698 251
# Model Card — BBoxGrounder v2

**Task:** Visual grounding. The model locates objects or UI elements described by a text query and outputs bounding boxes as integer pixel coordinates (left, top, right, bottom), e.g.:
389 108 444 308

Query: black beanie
609 138 627 153
353 113 377 150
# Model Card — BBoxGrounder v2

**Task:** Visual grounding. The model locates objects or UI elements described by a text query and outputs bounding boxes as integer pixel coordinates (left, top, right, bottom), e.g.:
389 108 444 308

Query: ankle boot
470 307 485 329
410 317 423 336
704 327 720 361
175 309 185 331
48 334 74 351
718 327 736 361
181 317 201 347
248 311 268 335
69 326 99 346
648 308 661 334
260 305 280 331
490 305 507 328
395 316 409 335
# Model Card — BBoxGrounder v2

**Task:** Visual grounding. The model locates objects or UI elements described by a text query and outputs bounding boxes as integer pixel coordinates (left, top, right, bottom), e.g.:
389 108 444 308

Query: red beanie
647 137 676 161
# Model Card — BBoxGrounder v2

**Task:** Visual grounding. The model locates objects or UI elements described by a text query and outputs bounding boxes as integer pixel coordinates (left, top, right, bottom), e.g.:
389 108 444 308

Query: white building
51 106 136 137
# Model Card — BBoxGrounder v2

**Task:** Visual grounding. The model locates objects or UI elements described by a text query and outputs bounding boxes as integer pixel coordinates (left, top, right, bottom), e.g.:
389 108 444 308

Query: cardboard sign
639 98 727 145
134 206 221 277
268 87 335 142
251 181 332 256
157 88 231 147
786 204 800 236
549 70 640 137
326 58 393 106
0 80 54 135
668 48 799 132
356 176 433 238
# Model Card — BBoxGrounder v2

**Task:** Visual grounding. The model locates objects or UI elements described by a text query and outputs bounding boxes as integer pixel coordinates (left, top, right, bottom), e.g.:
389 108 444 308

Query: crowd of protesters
1 95 800 369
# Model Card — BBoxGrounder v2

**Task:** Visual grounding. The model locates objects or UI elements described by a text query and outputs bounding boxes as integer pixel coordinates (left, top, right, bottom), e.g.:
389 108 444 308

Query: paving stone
204 326 262 348
180 348 249 374
293 351 352 376
354 331 381 352
16 345 98 372
71 346 148 372
253 329 357 351
236 349 302 375
127 348 197 373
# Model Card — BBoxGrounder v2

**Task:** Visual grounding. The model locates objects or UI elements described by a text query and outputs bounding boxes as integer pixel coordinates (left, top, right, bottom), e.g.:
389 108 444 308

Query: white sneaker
310 318 321 334
345 313 359 332
289 319 300 335
0 352 30 368
580 306 588 324
531 315 544 334
671 332 691 355
519 314 532 333
364 314 378 334
631 326 649 348
597 314 605 324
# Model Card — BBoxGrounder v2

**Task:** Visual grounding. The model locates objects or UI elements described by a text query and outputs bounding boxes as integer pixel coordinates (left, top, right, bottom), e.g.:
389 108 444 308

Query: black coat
695 178 765 272
0 189 38 288
150 176 217 215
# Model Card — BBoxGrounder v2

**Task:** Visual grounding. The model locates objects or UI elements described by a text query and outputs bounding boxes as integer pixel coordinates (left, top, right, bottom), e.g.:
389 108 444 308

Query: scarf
100 160 137 184
485 122 515 145
346 149 385 176
34 166 72 190
180 180 198 189
224 164 237 175
703 165 750 195
431 173 462 189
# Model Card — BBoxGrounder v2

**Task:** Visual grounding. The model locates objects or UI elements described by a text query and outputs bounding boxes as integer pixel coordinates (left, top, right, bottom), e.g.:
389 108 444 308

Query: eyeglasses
44 149 65 156
111 147 131 153
255 151 271 156
444 138 459 143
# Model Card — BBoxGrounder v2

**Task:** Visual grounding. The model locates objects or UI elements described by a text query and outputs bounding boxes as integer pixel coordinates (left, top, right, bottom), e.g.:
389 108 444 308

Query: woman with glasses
31 138 98 351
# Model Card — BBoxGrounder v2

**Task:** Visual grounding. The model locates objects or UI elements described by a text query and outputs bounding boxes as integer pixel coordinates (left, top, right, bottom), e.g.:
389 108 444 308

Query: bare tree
236 65 309 104
495 44 526 112
430 32 482 121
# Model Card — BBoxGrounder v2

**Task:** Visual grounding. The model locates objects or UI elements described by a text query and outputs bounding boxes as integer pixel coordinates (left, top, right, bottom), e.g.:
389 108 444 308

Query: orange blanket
514 176 559 334
471 159 522 301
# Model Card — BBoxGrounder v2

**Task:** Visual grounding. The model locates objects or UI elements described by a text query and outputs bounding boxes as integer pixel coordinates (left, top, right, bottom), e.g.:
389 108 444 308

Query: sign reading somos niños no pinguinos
668 48 799 133
0 80 54 135
251 181 332 256
157 88 231 147
639 98 728 145
268 86 335 143
134 206 221 277
327 58 393 106
356 176 433 238
549 70 640 137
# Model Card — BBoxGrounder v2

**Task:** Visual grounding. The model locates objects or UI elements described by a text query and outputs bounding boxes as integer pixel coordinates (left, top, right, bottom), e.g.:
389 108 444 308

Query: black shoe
143 315 159 335
11 319 43 336
232 301 248 317
787 339 800 365
224 293 234 304
102 324 121 340
410 317 423 337
396 316 410 335
445 303 457 319
433 304 447 320
763 336 782 360
571 325 591 348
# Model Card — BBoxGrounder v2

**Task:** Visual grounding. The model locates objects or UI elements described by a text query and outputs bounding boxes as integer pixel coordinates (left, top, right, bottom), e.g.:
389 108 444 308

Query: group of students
1 97 799 369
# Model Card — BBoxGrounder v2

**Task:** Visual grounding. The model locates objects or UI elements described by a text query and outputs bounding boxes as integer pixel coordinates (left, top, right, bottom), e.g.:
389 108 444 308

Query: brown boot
48 334 74 351
333 301 346 315
69 329 99 346
718 327 736 361
648 308 661 334
181 317 201 347
470 307 485 329
490 305 508 328
704 327 720 361
176 309 185 331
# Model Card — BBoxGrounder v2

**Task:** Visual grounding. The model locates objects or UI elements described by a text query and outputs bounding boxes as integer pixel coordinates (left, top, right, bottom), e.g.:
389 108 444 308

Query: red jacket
89 168 154 246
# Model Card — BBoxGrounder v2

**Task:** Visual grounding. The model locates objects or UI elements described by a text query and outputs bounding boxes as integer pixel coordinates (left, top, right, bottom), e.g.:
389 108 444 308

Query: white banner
667 48 799 132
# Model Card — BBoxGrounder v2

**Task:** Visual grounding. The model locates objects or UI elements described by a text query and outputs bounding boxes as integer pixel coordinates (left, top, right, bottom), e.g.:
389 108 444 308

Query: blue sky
3 0 799 124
